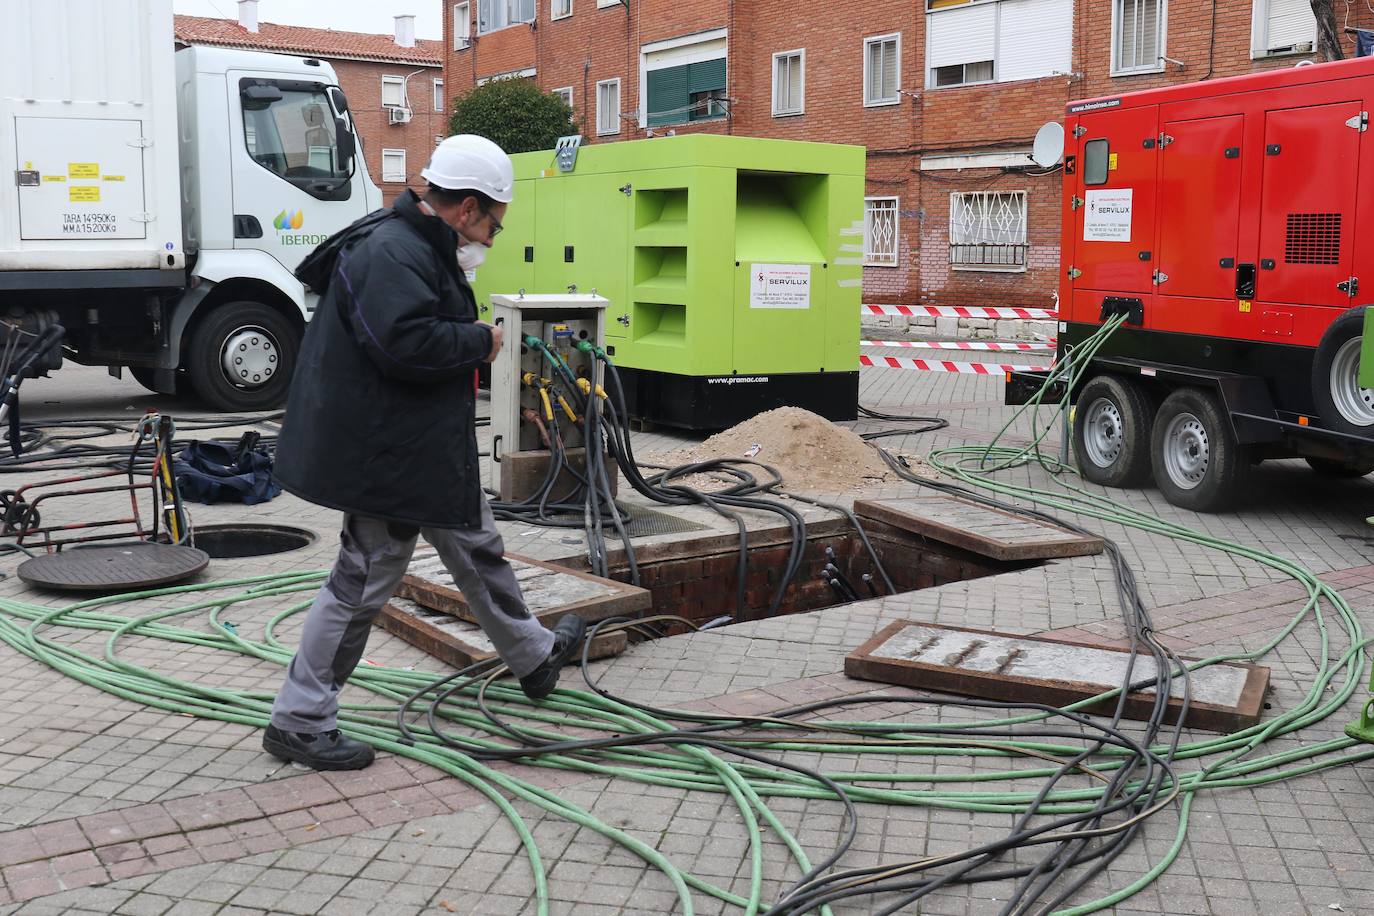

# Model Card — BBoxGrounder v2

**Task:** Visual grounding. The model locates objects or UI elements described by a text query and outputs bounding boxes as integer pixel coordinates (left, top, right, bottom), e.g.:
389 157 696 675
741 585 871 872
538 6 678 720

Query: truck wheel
1072 375 1153 487
129 368 160 394
1151 387 1249 512
187 302 299 412
1313 306 1374 435
1305 456 1374 478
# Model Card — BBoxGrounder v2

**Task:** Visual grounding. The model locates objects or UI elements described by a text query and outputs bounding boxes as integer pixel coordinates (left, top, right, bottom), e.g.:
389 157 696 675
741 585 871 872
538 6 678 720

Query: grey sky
172 0 442 40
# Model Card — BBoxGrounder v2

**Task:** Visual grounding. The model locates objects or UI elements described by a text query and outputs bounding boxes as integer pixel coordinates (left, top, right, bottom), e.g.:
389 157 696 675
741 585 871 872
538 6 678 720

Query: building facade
176 3 446 205
443 0 1373 311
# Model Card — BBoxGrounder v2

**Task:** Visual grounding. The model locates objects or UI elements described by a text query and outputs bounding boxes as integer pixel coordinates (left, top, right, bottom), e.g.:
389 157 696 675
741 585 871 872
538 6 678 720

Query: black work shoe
519 614 588 701
263 725 375 771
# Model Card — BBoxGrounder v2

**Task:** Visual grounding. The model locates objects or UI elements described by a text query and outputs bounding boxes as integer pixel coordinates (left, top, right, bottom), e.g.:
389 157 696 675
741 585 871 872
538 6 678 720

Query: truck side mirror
241 83 283 111
328 86 350 115
335 120 355 170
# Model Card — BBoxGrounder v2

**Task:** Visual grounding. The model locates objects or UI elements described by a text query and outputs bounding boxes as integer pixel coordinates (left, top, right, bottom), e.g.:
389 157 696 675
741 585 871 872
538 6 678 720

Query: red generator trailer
1007 56 1374 512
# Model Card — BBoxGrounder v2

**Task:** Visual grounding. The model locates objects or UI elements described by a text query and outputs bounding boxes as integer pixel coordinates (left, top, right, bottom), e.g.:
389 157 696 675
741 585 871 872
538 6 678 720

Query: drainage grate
621 507 710 537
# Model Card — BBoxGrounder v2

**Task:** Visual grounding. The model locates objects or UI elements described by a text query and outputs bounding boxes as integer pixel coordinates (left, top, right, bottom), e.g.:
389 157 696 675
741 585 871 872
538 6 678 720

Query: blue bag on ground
174 433 282 505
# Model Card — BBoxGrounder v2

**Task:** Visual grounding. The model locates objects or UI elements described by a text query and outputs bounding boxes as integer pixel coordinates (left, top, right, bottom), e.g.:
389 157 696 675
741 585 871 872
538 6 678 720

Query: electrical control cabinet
489 293 608 491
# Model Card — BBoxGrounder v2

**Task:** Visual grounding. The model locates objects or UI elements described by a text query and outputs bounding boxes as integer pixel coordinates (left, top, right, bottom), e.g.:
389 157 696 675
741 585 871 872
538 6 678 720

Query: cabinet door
1256 100 1362 308
1156 114 1245 303
1072 104 1160 294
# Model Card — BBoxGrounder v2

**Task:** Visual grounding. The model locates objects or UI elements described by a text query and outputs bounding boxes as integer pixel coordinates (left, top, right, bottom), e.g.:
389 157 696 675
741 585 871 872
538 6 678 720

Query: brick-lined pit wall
596 518 1023 626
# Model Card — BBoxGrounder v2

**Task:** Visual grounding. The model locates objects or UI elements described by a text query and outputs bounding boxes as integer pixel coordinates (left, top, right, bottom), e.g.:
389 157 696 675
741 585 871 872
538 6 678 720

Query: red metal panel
1156 115 1244 303
1256 100 1362 309
1070 105 1159 296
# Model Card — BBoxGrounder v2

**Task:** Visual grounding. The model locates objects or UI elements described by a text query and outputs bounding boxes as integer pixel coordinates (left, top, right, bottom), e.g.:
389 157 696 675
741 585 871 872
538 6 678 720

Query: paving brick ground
3 364 1374 913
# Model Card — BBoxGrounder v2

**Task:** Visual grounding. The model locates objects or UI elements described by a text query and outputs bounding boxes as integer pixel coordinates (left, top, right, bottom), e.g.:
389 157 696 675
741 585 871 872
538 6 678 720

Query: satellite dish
1032 121 1065 168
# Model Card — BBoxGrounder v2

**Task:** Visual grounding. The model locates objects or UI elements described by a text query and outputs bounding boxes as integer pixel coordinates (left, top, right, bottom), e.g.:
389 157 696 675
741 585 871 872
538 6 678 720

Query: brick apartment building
175 1 445 205
441 0 1374 312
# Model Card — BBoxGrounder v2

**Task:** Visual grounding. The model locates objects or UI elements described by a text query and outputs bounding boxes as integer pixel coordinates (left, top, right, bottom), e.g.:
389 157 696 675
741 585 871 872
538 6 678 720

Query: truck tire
1305 456 1374 478
1072 375 1154 488
1151 387 1250 512
1312 306 1374 436
187 302 299 412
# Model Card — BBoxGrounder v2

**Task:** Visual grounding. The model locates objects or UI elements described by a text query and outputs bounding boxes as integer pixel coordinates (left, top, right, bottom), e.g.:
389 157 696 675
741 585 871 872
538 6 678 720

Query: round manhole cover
191 525 317 559
18 543 209 592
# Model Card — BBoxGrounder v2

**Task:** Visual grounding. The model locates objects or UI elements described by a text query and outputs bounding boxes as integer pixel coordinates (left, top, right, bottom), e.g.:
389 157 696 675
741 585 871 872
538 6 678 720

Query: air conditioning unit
388 106 413 125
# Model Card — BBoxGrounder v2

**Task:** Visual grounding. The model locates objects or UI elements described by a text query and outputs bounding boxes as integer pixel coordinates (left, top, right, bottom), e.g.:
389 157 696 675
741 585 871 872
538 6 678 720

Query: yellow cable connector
557 395 579 423
539 388 554 421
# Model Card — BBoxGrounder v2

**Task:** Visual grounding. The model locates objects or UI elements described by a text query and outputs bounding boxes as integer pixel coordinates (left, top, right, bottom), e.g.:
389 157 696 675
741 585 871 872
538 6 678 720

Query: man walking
263 135 586 771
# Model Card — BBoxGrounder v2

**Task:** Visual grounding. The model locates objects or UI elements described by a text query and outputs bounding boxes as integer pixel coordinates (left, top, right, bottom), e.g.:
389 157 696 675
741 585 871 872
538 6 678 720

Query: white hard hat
421 134 515 203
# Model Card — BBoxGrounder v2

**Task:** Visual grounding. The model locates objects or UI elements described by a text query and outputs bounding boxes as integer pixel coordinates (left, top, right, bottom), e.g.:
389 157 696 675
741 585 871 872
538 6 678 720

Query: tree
1312 0 1345 61
447 79 577 154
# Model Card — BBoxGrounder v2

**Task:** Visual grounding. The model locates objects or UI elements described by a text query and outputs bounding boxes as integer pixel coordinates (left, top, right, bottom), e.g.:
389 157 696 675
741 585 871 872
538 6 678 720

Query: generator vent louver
1285 213 1342 265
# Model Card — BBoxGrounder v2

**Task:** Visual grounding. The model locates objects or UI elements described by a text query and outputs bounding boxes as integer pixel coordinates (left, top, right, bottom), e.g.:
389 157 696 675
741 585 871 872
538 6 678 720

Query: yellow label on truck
41 175 66 182
68 163 99 179
103 175 125 182
69 186 100 202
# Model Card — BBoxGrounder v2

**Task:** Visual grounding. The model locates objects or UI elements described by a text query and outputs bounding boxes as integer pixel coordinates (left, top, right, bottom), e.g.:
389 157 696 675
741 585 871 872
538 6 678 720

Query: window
597 0 620 7
772 49 804 116
240 78 352 201
477 0 534 34
1113 0 1164 73
597 78 620 135
433 79 445 112
382 149 407 182
552 0 572 18
381 75 405 108
1083 139 1110 185
1252 0 1317 56
453 2 470 49
950 191 1028 270
864 198 899 267
927 0 1072 87
933 61 993 87
642 32 728 127
864 34 900 106
553 86 574 110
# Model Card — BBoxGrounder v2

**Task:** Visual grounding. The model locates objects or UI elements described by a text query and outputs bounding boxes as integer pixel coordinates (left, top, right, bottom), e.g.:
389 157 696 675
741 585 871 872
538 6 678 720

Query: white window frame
639 29 729 129
453 2 471 49
596 78 621 136
772 49 805 117
381 75 406 108
432 79 445 112
864 197 899 267
597 0 620 7
553 86 574 110
1250 0 1318 58
931 60 995 88
552 0 572 19
477 0 535 35
863 33 902 107
476 67 536 86
1111 0 1166 75
949 190 1028 273
381 149 407 183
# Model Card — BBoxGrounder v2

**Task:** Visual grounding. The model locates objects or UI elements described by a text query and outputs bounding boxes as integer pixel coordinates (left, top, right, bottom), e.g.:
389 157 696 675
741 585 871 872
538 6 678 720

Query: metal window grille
1115 0 1161 71
949 191 1028 268
864 197 899 266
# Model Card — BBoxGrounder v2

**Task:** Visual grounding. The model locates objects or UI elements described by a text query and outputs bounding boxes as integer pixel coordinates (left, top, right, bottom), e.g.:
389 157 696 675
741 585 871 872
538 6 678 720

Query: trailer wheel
1313 307 1374 435
187 302 299 412
1151 387 1250 512
1072 375 1154 487
1305 457 1374 478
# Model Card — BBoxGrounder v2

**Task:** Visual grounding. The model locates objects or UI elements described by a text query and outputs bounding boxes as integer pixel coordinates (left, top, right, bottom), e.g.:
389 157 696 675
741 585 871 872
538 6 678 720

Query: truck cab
0 0 382 412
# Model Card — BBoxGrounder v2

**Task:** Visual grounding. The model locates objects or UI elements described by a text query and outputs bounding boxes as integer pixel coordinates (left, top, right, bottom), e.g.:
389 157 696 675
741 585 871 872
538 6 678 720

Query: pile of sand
646 406 897 492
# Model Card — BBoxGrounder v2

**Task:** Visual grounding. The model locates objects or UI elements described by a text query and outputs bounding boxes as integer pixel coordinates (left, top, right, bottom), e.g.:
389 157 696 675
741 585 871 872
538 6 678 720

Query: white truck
0 0 383 411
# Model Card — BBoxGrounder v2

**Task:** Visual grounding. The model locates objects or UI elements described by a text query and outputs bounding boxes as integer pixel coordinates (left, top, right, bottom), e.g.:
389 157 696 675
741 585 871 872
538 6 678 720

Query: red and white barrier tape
860 339 1054 352
860 355 1038 374
863 304 1059 320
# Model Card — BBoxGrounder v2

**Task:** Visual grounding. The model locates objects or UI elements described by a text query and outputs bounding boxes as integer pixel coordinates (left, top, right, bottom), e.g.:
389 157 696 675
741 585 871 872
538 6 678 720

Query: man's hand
478 321 503 363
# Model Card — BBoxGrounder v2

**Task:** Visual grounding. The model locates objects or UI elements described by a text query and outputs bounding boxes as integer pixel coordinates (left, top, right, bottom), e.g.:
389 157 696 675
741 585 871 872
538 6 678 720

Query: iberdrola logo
273 209 305 231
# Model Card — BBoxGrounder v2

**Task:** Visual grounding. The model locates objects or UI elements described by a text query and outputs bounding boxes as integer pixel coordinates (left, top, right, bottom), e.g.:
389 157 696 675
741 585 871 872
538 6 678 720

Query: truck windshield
241 80 352 201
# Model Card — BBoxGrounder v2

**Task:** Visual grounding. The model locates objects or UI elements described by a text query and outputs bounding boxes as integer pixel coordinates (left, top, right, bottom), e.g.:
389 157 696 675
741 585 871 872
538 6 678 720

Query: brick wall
331 58 445 205
444 1 1371 321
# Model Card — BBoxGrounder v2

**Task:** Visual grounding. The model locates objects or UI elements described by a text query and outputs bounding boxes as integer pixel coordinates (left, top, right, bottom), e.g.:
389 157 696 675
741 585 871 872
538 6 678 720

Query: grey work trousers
270 499 555 734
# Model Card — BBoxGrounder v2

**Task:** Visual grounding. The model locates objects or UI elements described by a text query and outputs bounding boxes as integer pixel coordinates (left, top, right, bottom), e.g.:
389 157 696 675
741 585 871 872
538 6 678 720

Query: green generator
471 135 865 430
